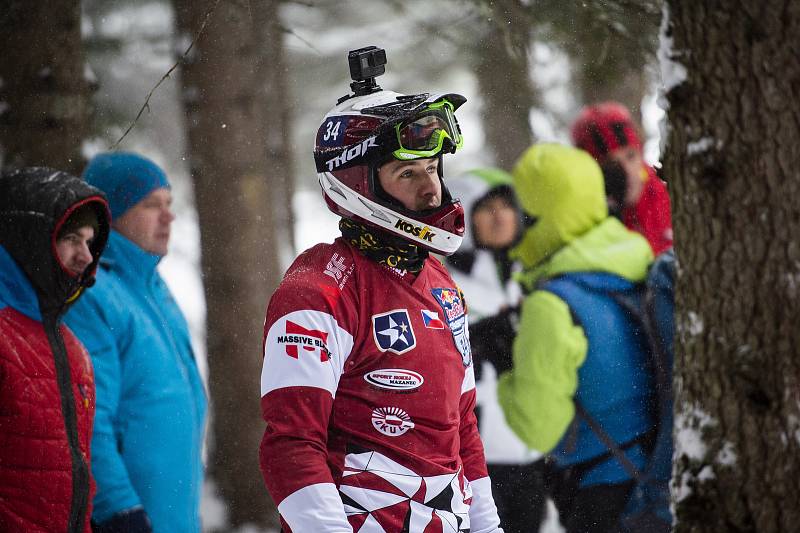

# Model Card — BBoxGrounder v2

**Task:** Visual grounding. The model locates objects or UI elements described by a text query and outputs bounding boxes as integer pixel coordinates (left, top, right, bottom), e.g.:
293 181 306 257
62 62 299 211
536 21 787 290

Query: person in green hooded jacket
495 144 655 533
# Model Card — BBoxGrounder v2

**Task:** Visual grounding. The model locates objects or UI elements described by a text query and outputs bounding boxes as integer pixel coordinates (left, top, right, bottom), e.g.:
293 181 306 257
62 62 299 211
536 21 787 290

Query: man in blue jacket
66 152 207 533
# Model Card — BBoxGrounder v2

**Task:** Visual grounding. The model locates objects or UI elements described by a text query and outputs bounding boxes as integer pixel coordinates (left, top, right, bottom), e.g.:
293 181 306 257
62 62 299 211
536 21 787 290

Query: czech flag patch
421 309 445 329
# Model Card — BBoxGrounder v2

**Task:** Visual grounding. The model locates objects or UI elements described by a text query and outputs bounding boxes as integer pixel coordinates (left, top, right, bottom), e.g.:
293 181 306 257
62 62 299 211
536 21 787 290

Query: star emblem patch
372 309 416 355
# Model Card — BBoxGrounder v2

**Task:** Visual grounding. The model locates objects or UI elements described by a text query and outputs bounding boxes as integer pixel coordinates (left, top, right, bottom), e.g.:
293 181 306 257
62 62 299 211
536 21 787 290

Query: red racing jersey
260 237 501 533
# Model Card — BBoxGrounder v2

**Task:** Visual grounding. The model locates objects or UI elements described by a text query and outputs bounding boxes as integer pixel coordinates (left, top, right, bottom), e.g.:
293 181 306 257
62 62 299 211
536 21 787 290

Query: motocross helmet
314 89 467 256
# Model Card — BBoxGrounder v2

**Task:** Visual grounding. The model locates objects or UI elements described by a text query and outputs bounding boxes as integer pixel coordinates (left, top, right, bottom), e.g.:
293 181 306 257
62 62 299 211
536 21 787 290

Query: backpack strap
574 400 645 482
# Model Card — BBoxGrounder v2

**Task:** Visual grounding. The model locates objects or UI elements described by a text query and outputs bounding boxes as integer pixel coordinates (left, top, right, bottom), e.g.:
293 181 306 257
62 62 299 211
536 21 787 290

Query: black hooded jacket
0 167 111 317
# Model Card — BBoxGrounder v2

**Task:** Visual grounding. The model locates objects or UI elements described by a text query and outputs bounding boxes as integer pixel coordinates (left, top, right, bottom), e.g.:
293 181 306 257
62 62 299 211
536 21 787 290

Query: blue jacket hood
0 244 42 321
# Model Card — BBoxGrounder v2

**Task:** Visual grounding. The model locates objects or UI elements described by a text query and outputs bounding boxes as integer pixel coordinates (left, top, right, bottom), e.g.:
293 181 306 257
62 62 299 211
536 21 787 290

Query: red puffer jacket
0 307 96 532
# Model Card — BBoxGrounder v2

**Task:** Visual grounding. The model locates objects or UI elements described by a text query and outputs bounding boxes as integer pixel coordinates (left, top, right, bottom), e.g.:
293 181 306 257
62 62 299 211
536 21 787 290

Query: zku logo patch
371 407 415 437
372 309 416 355
277 320 330 361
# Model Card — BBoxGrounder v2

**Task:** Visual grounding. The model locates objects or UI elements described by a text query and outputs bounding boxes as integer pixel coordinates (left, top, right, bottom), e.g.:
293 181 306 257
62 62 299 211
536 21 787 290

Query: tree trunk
173 0 289 529
472 2 536 170
663 1 800 531
0 0 88 173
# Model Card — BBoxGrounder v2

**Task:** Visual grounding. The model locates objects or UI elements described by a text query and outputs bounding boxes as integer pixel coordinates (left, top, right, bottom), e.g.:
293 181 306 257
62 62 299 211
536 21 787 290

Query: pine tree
663 1 800 530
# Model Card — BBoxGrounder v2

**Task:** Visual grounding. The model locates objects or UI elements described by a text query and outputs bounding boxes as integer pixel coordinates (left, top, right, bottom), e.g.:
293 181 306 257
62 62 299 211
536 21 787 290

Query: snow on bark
673 403 716 503
676 310 704 342
675 403 715 461
716 441 737 466
686 137 717 156
657 2 687 97
656 2 688 156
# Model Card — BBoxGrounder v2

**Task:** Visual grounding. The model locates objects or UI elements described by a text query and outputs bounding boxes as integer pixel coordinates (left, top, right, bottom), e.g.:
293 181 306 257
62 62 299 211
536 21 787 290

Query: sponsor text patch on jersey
364 369 424 392
277 320 330 361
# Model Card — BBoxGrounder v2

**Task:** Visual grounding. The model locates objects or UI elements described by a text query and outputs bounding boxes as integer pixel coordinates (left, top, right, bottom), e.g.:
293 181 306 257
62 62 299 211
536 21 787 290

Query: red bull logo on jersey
431 288 472 367
371 406 415 437
431 288 465 322
277 320 330 362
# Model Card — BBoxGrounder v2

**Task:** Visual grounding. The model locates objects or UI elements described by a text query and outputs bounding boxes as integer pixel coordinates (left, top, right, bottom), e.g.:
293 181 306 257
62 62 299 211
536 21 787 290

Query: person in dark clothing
600 160 628 220
0 167 110 533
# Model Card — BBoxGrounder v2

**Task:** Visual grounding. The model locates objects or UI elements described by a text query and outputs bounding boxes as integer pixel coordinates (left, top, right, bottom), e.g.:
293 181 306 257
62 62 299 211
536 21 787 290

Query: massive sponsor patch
430 288 472 367
371 407 415 437
364 369 424 392
277 320 330 361
372 309 416 355
261 310 354 397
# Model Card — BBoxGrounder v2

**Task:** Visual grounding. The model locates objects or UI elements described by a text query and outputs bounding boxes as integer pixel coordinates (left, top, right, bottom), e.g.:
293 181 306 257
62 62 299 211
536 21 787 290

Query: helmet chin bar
319 171 463 255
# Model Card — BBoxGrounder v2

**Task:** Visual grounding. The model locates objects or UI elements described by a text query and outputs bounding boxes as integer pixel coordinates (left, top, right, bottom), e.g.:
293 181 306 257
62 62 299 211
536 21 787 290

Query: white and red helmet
314 90 467 256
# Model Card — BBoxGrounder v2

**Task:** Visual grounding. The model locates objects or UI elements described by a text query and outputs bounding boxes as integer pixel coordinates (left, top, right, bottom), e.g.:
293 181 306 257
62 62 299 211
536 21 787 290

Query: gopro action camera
348 46 387 97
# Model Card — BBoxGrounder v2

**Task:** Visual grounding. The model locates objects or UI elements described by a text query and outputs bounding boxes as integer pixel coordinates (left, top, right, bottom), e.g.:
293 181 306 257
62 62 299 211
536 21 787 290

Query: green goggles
392 100 464 160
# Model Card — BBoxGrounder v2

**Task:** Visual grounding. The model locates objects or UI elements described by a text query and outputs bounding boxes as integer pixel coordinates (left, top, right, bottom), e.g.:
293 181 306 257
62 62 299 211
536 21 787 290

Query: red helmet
314 90 467 256
570 101 642 161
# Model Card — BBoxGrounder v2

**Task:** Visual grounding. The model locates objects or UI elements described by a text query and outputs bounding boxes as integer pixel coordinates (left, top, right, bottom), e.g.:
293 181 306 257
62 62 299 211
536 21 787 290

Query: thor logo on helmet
326 136 379 171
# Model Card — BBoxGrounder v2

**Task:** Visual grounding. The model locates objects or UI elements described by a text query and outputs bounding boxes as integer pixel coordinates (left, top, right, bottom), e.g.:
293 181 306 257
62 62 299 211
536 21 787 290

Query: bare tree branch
279 23 325 55
109 0 222 150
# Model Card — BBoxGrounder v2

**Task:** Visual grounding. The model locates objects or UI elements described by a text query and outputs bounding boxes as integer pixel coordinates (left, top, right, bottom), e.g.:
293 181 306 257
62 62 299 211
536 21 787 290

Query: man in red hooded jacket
571 102 673 255
0 167 110 533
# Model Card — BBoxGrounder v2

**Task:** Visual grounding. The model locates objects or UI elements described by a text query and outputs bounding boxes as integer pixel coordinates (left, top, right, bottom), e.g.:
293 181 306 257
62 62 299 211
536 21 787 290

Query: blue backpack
545 250 676 532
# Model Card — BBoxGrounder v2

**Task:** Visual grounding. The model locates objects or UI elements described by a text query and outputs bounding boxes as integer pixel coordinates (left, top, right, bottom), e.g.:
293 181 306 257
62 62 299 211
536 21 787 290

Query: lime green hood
510 144 609 268
517 216 654 291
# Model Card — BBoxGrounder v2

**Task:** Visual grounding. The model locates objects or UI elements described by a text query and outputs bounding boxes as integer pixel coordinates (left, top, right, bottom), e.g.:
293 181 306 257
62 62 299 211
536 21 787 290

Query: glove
92 507 153 533
469 306 519 375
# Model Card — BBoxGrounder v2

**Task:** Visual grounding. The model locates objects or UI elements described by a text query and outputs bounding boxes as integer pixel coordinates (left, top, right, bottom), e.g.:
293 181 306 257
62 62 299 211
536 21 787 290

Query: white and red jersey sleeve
260 242 357 532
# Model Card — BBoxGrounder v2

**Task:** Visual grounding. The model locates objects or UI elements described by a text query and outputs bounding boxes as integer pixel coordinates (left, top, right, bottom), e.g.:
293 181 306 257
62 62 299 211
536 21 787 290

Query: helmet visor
393 100 463 160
